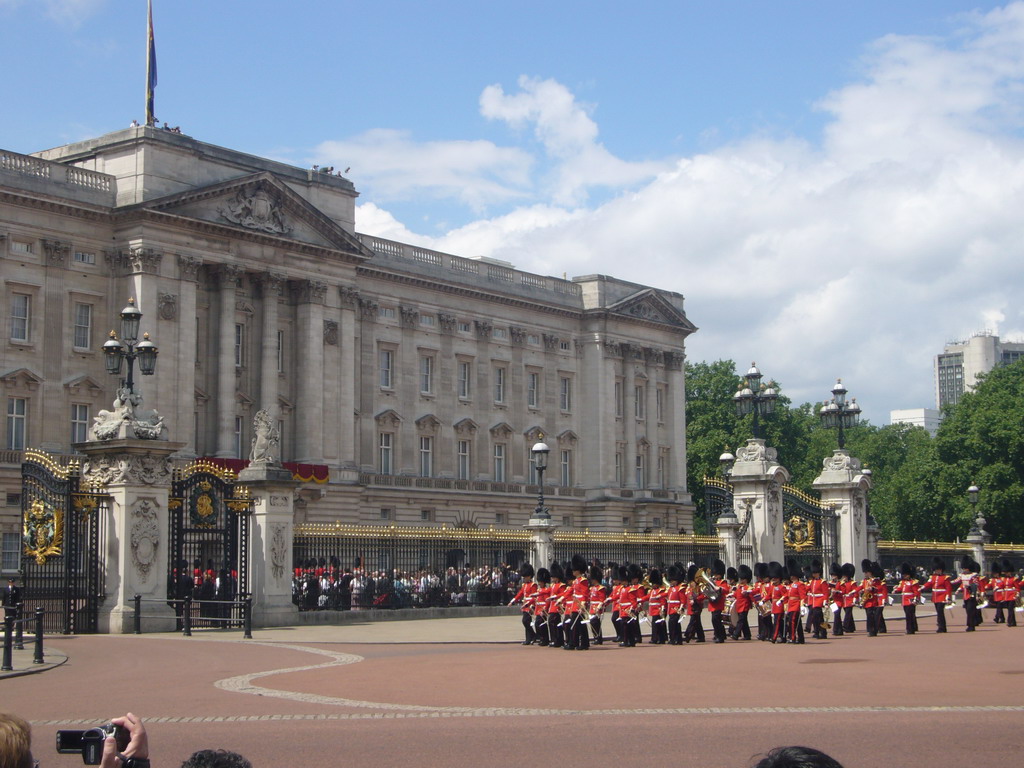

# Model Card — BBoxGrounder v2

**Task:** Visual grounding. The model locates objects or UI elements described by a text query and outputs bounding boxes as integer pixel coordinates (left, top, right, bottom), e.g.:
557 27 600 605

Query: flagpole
146 0 157 126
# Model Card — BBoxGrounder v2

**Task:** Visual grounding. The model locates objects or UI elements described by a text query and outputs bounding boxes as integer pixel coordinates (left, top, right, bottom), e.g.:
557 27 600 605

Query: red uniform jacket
511 581 538 613
647 587 667 617
589 584 607 615
770 583 788 615
666 584 684 615
785 581 807 612
923 574 952 604
805 578 827 608
732 584 753 613
894 579 921 606
534 584 551 616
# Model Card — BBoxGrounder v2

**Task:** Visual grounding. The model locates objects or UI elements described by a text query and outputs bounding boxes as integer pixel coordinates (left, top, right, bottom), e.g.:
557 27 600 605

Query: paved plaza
3 609 1023 767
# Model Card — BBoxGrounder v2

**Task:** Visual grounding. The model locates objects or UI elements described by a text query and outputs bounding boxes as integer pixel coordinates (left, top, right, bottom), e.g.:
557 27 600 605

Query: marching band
510 555 1022 648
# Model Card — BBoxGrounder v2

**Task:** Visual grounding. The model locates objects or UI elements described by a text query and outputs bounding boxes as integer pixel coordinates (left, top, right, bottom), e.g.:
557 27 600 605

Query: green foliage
683 358 1024 543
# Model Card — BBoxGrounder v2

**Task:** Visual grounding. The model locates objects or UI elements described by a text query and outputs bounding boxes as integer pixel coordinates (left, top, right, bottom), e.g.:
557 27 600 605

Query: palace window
419 436 433 477
379 348 394 389
10 294 30 342
73 302 92 349
527 371 539 408
71 403 90 444
379 432 394 475
457 439 471 480
6 397 26 450
493 443 506 482
457 361 472 399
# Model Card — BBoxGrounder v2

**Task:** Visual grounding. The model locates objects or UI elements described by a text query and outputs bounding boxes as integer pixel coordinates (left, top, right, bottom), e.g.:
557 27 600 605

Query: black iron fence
292 524 721 611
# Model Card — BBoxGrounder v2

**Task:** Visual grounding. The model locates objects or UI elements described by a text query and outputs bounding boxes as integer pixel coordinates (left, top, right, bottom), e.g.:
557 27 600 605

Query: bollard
2 614 13 672
243 596 252 639
133 594 142 635
14 604 24 650
183 595 192 637
33 607 44 664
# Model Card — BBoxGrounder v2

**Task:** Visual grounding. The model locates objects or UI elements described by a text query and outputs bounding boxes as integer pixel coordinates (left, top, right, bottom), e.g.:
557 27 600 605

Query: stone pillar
666 352 687 490
337 287 360 478
292 280 327 463
715 507 740 567
238 463 299 626
865 515 880 563
176 255 202 455
728 438 789 563
812 449 873 567
78 439 184 633
527 516 559 571
214 265 242 457
965 512 990 574
256 273 285 424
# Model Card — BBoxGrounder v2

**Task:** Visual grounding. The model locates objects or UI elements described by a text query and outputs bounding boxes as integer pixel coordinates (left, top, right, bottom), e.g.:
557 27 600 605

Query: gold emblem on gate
784 515 815 552
23 498 64 565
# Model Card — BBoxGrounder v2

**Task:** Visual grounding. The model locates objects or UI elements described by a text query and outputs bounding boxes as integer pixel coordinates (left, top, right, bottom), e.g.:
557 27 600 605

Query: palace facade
0 126 697 571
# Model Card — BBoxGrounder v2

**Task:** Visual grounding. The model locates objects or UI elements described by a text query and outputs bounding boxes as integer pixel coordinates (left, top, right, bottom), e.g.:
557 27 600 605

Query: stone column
213 265 242 457
337 287 360 478
292 280 327 463
623 358 638 488
728 438 789 563
812 449 873 567
256 273 285 425
176 255 202 455
865 515 880 563
715 507 741 567
965 512 991 574
666 351 687 490
238 463 299 626
78 439 184 633
527 516 559 571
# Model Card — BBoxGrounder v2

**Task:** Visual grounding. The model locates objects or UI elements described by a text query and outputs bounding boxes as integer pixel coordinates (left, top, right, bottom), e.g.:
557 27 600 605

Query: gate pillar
526 517 559 572
729 439 789 563
238 464 299 626
78 439 184 633
812 449 872 568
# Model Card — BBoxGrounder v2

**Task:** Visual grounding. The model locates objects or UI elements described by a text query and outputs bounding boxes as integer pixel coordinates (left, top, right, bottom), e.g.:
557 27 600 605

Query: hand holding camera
56 712 148 767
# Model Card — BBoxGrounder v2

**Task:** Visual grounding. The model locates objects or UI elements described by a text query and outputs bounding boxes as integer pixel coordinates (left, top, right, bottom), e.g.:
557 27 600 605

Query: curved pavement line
211 643 1024 719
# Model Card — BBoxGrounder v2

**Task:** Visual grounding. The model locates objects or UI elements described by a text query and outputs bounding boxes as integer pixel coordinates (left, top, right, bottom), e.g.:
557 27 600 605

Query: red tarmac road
4 612 1023 768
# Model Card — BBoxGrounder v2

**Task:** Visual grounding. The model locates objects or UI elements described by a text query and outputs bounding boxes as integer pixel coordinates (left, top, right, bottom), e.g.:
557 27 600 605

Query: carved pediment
64 375 105 397
523 426 545 442
375 408 403 428
489 421 514 439
606 289 697 332
556 430 578 446
1 368 43 390
453 418 478 435
415 414 441 434
131 173 373 259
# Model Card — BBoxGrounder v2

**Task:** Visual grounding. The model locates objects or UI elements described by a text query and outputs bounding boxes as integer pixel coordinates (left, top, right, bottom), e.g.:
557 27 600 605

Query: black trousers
568 611 589 649
684 612 705 642
548 613 564 646
668 613 683 644
651 616 668 644
865 606 881 636
534 615 549 645
830 606 844 636
1005 600 1017 627
732 610 751 640
589 615 603 643
934 602 947 632
611 610 623 641
964 597 980 630
710 610 727 642
621 615 639 646
808 606 825 639
787 610 804 643
521 611 536 643
771 612 786 643
903 604 918 634
757 610 771 641
843 606 856 632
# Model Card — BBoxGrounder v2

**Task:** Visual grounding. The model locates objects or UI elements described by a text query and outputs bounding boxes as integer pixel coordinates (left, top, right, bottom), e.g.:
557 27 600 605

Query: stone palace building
0 126 697 571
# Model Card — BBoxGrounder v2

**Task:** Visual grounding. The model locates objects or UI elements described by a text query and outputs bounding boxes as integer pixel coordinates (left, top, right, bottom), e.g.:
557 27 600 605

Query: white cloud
0 0 105 24
353 3 1024 421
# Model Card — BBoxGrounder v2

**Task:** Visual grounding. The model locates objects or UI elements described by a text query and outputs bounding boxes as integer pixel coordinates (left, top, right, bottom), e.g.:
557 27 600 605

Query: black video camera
56 723 129 765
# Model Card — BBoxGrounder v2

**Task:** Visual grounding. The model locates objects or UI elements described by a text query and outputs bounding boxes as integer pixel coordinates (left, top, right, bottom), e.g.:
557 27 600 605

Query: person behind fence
2 577 21 619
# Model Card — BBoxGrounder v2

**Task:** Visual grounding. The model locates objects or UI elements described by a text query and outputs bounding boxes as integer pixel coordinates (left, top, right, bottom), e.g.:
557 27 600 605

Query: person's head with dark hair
0 712 33 768
752 746 844 768
181 749 252 768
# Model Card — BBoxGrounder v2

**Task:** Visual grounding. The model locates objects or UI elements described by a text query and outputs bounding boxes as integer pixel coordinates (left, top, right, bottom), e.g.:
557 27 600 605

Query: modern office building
934 332 1024 408
1 126 698 570
889 408 941 437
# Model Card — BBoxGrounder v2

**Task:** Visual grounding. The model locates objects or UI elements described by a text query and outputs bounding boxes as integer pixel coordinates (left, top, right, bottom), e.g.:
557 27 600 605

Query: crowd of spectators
291 562 522 611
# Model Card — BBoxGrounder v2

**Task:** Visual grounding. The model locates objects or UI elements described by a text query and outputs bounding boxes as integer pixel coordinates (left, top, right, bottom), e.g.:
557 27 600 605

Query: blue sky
3 0 1023 425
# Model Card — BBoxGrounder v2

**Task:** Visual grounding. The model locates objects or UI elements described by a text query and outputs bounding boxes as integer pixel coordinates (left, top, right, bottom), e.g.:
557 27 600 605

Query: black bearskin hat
767 561 784 581
961 556 979 573
842 562 856 579
829 562 842 578
932 557 946 574
872 562 884 579
900 562 914 579
810 559 823 576
738 564 753 583
787 559 800 579
627 563 643 582
1004 559 1016 575
616 564 629 582
861 558 873 578
754 562 769 580
667 565 683 583
726 566 738 582
536 567 551 584
520 562 535 579
588 565 603 582
711 558 726 577
549 562 565 581
686 563 699 582
648 568 662 586
571 554 588 574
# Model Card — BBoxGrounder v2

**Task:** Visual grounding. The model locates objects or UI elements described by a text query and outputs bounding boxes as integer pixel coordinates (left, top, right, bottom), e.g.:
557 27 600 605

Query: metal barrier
131 594 252 639
2 606 45 671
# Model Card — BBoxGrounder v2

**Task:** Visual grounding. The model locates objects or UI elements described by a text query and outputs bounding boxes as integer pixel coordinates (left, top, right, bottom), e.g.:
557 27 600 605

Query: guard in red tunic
617 566 639 647
753 562 771 641
785 560 807 644
626 563 647 646
707 558 728 643
1002 559 1018 628
588 565 607 645
533 568 551 646
827 562 844 636
805 559 828 640
730 564 754 641
666 565 685 645
609 565 625 643
683 563 707 643
859 559 882 637
509 563 538 645
647 568 668 644
874 562 889 634
565 555 591 651
922 557 952 633
547 563 566 648
952 556 982 632
767 561 788 643
840 562 858 633
893 561 921 635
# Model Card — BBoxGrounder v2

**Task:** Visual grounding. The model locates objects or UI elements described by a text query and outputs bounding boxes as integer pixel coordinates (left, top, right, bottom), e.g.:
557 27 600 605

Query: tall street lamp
819 378 861 450
530 437 550 521
102 298 159 393
733 362 778 440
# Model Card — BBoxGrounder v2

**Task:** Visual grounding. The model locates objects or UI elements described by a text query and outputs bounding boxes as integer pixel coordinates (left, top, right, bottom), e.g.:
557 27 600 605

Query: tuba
696 568 722 601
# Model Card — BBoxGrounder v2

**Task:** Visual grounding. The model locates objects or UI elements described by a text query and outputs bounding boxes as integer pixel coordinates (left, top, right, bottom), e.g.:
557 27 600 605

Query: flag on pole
146 0 157 126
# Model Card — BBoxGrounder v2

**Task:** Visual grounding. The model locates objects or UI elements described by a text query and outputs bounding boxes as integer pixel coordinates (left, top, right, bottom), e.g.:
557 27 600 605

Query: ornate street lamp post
819 378 861 450
91 297 165 441
733 362 778 440
530 437 551 521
